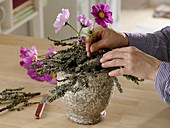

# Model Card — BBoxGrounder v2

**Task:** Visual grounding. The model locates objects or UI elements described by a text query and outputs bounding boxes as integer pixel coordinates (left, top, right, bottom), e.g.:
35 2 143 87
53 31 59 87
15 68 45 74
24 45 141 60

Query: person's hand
85 26 129 57
100 46 162 80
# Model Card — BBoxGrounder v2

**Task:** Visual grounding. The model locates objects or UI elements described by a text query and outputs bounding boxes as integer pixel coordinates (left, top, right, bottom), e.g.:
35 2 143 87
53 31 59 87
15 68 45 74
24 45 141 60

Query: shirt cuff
124 32 155 55
155 62 170 104
124 32 148 46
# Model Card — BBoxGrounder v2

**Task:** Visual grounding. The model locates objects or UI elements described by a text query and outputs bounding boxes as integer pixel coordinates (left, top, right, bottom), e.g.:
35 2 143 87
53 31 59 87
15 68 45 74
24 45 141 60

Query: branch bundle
0 87 40 112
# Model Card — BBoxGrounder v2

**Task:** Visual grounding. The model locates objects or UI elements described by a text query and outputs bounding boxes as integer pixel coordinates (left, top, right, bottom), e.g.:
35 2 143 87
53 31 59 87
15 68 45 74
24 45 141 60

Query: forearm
125 26 170 62
155 62 170 104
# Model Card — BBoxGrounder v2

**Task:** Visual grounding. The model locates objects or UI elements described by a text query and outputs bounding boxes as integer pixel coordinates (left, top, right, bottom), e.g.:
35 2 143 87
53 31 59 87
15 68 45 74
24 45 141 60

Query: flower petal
53 9 70 33
91 3 113 28
77 14 93 28
95 17 108 28
91 6 99 16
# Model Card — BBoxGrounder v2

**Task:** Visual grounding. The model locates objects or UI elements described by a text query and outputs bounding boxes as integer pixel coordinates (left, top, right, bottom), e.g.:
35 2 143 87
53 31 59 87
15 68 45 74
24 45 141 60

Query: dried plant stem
0 87 40 112
48 37 74 46
61 36 79 42
31 47 144 103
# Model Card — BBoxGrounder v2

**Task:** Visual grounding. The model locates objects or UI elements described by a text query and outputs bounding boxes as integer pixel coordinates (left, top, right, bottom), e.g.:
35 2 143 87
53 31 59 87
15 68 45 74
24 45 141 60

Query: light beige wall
43 0 77 40
10 23 29 36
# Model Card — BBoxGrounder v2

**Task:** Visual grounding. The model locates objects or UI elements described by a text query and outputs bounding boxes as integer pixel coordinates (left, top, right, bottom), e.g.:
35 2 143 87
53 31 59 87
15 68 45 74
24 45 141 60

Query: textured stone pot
57 72 115 125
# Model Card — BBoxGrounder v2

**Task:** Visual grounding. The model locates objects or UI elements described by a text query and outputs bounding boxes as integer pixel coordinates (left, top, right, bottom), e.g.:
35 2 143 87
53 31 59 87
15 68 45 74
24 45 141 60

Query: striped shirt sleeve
125 26 170 61
125 26 170 104
155 62 170 104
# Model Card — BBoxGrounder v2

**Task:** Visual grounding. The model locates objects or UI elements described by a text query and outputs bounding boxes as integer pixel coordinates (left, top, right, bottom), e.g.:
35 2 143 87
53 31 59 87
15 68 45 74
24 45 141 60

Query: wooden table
120 8 170 32
0 34 170 128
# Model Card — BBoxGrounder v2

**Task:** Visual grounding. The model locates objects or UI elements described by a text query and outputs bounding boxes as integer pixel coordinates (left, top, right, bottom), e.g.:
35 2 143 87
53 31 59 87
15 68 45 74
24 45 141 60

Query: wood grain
0 32 169 128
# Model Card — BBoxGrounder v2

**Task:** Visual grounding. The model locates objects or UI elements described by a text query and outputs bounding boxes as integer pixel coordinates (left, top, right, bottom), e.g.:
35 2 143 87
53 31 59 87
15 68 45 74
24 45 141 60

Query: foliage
30 38 144 103
0 87 40 112
20 3 144 103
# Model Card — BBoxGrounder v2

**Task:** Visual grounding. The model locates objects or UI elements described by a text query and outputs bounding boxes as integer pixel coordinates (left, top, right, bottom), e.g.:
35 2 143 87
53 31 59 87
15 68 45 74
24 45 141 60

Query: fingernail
87 52 91 57
100 58 103 63
86 47 88 51
101 63 104 67
90 47 94 52
108 72 112 76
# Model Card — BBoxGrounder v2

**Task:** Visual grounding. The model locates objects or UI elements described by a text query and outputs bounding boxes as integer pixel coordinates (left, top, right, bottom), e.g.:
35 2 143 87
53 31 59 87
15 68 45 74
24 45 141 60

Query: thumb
85 36 91 52
90 39 107 52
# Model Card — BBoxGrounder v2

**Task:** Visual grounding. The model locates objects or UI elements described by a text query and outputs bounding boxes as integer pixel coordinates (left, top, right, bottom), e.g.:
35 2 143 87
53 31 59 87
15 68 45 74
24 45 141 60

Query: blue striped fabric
155 62 170 104
126 26 170 104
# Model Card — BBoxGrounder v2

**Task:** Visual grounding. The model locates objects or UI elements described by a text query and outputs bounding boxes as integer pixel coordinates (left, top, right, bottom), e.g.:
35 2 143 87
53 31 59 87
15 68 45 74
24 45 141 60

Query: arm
126 26 170 104
126 26 170 62
155 62 170 104
85 26 170 104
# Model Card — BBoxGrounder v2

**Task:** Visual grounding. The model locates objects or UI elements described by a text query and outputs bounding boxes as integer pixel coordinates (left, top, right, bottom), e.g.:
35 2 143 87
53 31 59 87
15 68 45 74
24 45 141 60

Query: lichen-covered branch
123 75 144 85
48 37 75 47
0 87 40 112
30 46 144 103
112 76 123 93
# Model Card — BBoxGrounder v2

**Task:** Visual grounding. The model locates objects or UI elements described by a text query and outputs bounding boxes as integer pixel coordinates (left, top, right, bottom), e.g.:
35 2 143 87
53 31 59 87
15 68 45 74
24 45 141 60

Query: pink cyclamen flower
77 14 93 28
77 38 85 46
53 9 70 33
46 47 56 57
45 73 57 84
28 67 57 83
91 3 113 28
20 46 38 68
27 65 47 82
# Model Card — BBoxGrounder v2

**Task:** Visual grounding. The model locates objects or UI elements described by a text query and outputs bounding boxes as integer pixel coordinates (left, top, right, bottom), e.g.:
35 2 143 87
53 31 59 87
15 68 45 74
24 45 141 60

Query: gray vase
57 72 115 125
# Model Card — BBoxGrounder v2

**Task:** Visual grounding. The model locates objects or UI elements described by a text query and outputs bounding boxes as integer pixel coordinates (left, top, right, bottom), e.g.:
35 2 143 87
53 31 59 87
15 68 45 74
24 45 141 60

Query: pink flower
27 64 57 83
27 65 47 82
20 46 57 84
53 9 70 33
46 47 56 57
77 38 85 46
77 14 93 28
45 73 57 84
91 3 113 28
20 46 38 68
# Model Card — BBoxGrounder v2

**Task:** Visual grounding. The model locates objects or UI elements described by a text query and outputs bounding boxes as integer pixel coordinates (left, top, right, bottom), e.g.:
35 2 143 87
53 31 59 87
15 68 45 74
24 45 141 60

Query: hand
85 26 129 57
100 46 162 80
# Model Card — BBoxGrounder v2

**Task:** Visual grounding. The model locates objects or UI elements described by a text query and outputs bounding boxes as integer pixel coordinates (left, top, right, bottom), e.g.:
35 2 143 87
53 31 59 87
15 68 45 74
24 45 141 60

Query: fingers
108 68 126 76
85 26 105 57
115 46 137 52
85 36 91 57
100 46 137 63
85 35 103 57
90 39 107 52
100 47 133 77
101 59 125 68
85 35 105 56
85 36 90 52
100 50 127 63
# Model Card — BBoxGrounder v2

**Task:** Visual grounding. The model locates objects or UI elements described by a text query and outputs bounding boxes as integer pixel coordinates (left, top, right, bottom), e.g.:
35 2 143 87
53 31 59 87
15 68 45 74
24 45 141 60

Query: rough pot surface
58 72 115 125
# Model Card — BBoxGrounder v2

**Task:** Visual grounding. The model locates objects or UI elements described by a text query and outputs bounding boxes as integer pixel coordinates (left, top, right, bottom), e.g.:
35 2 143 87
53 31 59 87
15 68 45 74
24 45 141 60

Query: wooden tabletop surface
120 8 170 32
0 33 170 128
